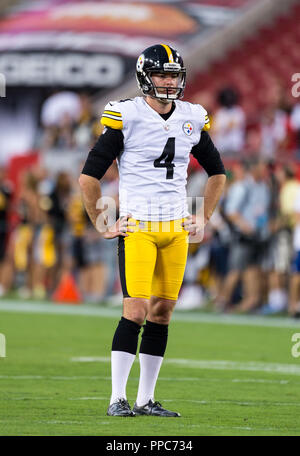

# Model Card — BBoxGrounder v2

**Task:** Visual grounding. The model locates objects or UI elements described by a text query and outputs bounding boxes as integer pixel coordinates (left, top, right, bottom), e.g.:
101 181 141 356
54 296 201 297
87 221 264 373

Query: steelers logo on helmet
136 54 145 72
182 121 194 136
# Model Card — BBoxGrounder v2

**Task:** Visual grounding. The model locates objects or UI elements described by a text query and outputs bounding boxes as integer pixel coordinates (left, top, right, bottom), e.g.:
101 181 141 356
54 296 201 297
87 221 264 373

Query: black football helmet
136 44 186 101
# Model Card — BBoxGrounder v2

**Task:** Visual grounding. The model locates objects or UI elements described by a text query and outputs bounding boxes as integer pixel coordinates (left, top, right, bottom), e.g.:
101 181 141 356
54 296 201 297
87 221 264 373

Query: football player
79 44 226 417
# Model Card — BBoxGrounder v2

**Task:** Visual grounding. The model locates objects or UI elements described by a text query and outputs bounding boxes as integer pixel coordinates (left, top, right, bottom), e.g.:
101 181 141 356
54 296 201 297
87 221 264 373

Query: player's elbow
208 173 226 183
218 173 227 184
78 173 88 189
78 173 98 191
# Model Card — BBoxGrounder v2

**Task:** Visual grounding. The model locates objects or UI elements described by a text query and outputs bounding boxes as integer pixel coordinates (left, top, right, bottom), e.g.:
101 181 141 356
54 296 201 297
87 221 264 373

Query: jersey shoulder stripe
203 114 210 131
101 102 123 130
194 103 210 131
100 97 141 130
103 110 122 118
101 116 123 129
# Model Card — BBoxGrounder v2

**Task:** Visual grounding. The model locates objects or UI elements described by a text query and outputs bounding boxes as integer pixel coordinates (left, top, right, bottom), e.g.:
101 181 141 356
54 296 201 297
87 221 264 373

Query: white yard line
201 424 294 433
0 375 201 382
1 395 300 409
1 359 299 380
70 356 111 362
1 300 300 328
68 397 300 407
68 397 107 400
69 356 300 376
36 420 85 425
0 375 294 384
164 358 300 375
164 398 300 407
0 375 109 380
232 378 289 384
14 419 295 433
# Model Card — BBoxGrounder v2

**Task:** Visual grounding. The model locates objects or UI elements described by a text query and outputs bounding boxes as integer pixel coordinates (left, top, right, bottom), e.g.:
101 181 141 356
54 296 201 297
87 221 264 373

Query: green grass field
0 300 300 436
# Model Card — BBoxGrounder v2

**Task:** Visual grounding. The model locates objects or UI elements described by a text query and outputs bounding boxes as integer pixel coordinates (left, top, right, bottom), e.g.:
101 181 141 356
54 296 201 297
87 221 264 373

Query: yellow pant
118 219 189 301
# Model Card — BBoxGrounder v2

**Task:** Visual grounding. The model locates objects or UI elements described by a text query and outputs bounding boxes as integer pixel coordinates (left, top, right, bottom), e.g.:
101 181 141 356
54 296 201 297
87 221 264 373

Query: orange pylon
52 272 82 304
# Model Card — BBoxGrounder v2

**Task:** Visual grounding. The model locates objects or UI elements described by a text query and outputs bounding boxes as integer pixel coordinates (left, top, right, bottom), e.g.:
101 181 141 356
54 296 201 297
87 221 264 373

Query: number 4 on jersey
154 137 175 179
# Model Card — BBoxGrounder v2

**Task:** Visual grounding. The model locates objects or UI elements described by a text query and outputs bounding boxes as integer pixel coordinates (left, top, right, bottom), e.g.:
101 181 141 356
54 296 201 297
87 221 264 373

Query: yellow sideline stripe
160 43 174 63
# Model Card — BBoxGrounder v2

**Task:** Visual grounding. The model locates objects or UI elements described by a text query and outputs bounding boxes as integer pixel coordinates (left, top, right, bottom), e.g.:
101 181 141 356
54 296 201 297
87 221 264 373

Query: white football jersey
101 96 208 221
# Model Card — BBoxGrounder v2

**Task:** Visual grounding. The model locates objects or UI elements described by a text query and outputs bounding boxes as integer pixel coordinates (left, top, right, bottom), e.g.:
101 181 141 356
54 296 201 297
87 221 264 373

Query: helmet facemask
148 66 186 101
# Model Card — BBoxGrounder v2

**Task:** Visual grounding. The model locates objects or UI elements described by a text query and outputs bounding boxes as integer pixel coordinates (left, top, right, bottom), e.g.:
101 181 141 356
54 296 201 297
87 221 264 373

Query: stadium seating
185 2 300 118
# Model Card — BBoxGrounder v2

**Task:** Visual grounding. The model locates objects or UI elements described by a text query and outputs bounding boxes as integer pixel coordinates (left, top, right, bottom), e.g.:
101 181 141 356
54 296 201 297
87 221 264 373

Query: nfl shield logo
183 121 193 136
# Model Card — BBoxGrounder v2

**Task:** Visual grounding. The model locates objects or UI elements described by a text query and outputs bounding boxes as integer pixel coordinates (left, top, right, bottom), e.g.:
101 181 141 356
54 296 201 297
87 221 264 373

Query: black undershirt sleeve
81 127 124 180
191 131 226 177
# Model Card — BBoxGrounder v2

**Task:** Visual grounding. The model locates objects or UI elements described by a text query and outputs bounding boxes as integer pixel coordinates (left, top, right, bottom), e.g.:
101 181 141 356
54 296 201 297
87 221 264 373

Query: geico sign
0 53 124 87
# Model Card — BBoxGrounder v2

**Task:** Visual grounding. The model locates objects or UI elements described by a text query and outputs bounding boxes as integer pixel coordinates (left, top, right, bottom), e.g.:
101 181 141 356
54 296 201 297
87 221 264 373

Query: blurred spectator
214 162 246 311
46 172 72 240
42 171 73 288
179 242 211 310
67 181 114 303
290 103 300 158
217 160 270 313
41 91 82 128
288 176 300 317
73 93 102 149
260 164 296 314
259 105 287 161
40 91 102 151
80 223 109 303
67 187 89 293
208 183 232 307
243 126 262 159
13 169 45 297
40 91 81 150
211 87 246 157
0 167 13 296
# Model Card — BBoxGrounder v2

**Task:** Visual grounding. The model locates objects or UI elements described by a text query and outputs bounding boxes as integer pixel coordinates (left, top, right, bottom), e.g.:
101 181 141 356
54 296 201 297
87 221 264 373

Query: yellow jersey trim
202 115 210 131
101 116 123 130
103 110 122 118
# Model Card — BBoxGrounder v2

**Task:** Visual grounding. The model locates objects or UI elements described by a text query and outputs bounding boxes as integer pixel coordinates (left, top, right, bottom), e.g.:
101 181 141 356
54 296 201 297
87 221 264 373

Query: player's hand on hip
102 214 136 239
182 215 205 239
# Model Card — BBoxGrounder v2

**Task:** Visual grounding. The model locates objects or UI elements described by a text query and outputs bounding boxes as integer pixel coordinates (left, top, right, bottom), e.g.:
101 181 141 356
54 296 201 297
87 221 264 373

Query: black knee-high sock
136 320 169 406
112 316 141 354
139 319 168 356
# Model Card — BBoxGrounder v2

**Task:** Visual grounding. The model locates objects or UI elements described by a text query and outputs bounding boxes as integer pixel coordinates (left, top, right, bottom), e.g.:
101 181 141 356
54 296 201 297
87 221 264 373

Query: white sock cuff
110 351 136 405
